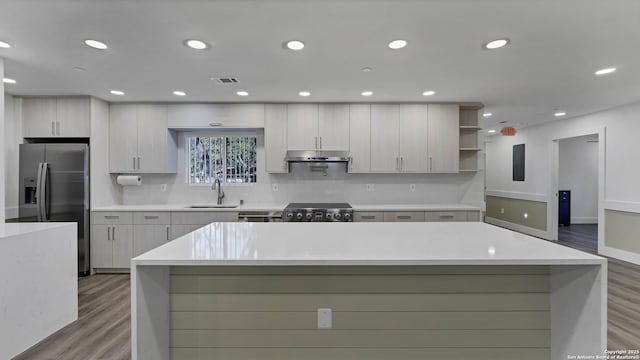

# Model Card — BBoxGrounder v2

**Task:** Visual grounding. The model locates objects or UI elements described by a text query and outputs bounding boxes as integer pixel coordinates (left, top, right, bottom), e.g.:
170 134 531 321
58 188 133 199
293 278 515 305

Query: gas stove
283 202 353 222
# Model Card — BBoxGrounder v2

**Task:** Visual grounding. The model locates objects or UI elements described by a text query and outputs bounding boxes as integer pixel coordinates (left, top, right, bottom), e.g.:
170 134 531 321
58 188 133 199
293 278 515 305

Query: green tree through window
188 136 257 184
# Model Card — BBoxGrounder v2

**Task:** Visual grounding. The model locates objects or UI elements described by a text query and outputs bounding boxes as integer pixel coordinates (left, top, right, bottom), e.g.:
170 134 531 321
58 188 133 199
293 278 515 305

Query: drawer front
466 211 481 222
383 211 425 222
133 212 171 225
171 211 239 225
425 211 468 222
353 212 384 222
91 211 133 225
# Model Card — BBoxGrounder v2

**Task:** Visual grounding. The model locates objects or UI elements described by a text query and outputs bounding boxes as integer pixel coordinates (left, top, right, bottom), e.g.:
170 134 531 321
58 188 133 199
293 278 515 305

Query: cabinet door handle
137 157 141 170
397 215 412 220
144 215 159 219
51 121 55 136
429 157 433 171
315 136 318 149
400 157 403 170
107 226 111 241
112 226 116 241
56 121 60 136
209 122 223 127
166 226 170 241
319 136 322 149
395 157 399 171
133 157 136 170
439 215 455 219
361 215 376 220
104 215 120 219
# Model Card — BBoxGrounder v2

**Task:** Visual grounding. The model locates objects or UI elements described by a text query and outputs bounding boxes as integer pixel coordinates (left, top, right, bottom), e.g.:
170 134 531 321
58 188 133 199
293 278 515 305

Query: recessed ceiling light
483 112 493 117
488 130 497 133
185 39 208 50
361 91 373 96
298 91 311 97
3 77 17 84
554 112 567 117
173 91 186 96
0 40 11 48
285 40 305 50
595 67 616 76
422 90 436 96
110 90 125 96
361 67 372 72
237 91 249 96
84 39 108 50
483 38 510 50
388 39 407 50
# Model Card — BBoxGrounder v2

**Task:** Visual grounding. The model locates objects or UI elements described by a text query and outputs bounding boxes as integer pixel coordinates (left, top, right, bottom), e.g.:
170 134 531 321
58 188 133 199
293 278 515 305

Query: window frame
184 130 258 187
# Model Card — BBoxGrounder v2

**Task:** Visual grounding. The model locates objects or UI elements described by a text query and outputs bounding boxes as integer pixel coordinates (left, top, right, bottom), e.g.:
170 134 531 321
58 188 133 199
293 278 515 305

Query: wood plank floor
13 224 640 359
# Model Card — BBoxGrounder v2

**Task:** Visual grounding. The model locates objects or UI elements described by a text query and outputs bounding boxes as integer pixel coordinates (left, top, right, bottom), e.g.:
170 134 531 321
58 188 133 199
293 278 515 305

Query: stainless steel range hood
285 150 350 163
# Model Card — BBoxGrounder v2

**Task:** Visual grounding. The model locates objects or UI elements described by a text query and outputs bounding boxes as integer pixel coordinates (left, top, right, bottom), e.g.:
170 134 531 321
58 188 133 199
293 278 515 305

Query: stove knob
343 213 351 221
326 213 333 220
286 212 294 219
296 212 303 220
305 213 313 220
335 213 342 220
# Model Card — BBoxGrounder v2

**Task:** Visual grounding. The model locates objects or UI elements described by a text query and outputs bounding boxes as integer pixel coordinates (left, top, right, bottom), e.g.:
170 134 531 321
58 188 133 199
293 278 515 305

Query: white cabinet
167 104 265 129
354 211 383 222
348 104 371 173
428 104 460 173
370 104 400 172
399 105 428 172
22 97 90 138
383 211 426 222
170 211 238 239
91 212 133 270
318 104 349 150
286 104 349 151
286 104 318 150
265 104 289 173
132 212 171 257
109 104 177 173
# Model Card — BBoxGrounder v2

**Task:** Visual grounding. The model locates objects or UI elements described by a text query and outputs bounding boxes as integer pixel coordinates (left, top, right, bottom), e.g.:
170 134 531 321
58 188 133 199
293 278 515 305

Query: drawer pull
144 215 160 219
439 215 455 219
397 215 412 220
104 216 119 219
361 216 376 220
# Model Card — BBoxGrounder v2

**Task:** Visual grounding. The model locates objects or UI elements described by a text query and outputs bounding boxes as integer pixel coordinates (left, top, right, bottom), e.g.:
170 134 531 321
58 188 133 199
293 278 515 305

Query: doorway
549 130 604 253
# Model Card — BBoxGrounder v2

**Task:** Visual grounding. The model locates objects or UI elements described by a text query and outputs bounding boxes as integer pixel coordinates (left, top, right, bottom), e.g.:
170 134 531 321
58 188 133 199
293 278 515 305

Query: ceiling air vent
210 77 240 84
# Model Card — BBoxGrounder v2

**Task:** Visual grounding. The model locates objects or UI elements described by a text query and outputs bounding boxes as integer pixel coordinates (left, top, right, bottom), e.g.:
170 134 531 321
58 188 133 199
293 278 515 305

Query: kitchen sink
186 204 240 209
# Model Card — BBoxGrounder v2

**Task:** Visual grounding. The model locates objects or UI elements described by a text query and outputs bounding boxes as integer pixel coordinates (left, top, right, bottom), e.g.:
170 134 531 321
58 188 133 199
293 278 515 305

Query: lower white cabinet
91 224 133 269
384 211 426 222
132 212 171 257
353 210 481 223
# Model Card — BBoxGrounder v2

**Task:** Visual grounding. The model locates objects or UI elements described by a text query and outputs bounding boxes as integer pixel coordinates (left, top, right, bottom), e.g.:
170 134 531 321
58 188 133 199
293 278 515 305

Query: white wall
559 135 598 224
0 58 5 221
121 130 485 207
90 97 121 207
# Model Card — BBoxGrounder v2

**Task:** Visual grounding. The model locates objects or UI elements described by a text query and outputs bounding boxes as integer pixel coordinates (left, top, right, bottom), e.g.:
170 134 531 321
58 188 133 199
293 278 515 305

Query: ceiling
1 0 639 130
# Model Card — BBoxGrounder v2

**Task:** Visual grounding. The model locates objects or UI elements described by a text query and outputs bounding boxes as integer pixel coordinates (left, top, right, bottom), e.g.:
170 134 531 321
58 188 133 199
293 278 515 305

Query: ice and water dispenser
24 177 37 204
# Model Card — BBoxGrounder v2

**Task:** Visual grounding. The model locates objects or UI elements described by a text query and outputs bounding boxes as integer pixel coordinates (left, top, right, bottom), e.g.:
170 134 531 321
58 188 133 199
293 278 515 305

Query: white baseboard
485 216 551 240
599 246 640 266
5 206 19 220
570 217 598 224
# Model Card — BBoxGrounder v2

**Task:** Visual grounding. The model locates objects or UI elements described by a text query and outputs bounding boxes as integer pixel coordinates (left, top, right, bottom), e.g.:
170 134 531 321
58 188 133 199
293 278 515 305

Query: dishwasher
237 211 283 222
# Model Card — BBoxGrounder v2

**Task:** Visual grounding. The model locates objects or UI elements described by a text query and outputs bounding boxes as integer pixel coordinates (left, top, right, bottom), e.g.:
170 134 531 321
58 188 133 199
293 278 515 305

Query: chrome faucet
212 178 225 205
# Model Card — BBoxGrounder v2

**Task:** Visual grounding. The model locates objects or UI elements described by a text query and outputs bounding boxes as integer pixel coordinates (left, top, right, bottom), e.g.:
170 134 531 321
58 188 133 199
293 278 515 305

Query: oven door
237 211 283 222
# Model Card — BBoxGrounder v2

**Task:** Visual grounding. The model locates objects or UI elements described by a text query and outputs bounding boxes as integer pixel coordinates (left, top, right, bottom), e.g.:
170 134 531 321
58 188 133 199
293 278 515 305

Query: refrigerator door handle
36 163 44 221
41 162 50 221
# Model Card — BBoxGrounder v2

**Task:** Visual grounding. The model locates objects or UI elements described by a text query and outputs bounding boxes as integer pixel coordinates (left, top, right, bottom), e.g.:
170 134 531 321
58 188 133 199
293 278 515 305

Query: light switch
317 308 332 329
500 208 505 214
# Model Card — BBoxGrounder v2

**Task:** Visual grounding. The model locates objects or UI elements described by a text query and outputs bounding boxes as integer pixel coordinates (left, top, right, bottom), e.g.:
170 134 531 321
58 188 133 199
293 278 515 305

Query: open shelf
458 108 480 174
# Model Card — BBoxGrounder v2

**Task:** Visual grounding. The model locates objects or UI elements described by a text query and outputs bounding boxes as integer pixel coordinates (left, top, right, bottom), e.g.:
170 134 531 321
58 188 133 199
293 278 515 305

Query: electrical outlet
160 184 167 192
272 184 279 192
366 184 374 192
317 308 332 329
500 208 505 214
409 184 416 192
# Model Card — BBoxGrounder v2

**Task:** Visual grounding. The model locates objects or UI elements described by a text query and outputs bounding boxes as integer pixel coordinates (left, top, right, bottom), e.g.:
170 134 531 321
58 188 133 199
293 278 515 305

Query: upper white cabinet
348 104 371 173
370 104 400 172
22 97 91 138
399 105 428 172
109 104 177 173
167 104 264 129
428 104 459 173
286 104 349 151
265 104 289 173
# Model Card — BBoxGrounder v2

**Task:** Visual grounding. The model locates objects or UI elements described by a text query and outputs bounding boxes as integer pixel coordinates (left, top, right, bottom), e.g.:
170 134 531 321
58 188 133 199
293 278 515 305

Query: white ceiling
1 0 639 130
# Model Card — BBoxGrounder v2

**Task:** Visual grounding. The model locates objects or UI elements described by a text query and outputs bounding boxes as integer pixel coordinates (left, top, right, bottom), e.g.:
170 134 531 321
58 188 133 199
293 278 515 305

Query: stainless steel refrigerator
19 143 90 276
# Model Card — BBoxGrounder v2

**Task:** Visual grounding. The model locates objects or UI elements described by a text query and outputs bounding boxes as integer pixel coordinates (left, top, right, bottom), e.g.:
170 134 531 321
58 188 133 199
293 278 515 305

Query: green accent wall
169 266 550 360
605 209 640 254
486 195 547 231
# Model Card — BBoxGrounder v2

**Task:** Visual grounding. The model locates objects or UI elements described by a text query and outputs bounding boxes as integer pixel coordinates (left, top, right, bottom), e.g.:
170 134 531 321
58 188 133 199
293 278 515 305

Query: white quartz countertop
0 222 76 239
92 203 481 212
132 222 604 266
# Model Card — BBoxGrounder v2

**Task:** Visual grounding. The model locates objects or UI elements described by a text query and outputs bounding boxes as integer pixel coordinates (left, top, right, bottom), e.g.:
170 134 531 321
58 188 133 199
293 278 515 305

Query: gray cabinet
91 212 133 270
22 97 90 138
170 211 238 239
348 104 371 173
132 212 171 257
109 104 177 173
383 211 426 222
265 104 289 173
428 104 460 173
353 211 384 222
370 105 400 172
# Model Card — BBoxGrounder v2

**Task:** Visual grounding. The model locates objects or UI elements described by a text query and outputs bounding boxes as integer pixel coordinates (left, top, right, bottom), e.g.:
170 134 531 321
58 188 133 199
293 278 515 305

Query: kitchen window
186 134 257 184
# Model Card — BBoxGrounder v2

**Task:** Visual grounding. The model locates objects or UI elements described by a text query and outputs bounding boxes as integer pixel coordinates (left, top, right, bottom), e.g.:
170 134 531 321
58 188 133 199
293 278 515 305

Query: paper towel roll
116 175 142 186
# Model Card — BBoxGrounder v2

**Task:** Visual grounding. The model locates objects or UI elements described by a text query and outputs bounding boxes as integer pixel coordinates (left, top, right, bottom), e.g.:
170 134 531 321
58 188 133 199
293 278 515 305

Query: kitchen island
132 222 606 360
